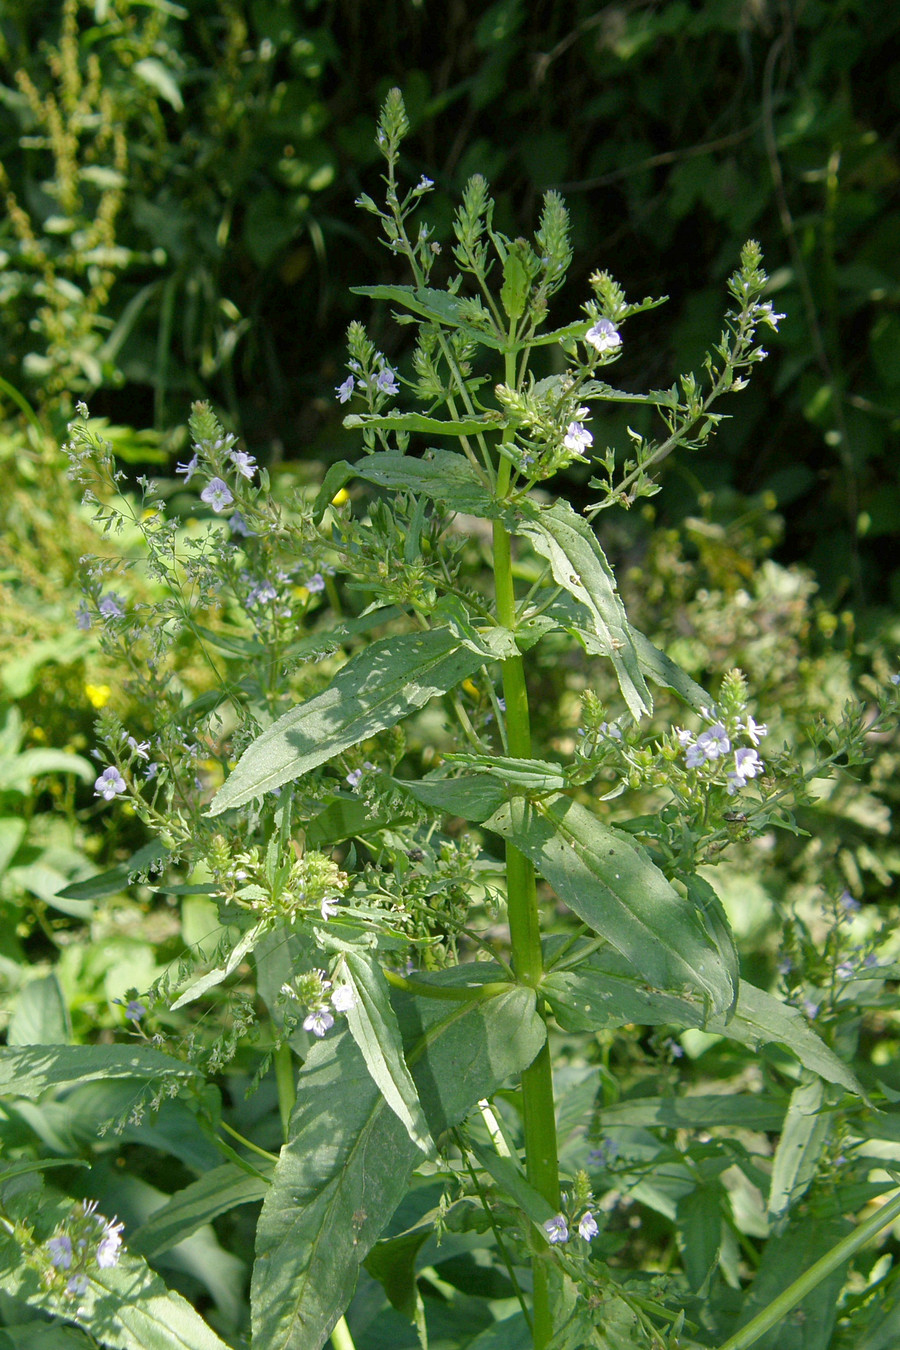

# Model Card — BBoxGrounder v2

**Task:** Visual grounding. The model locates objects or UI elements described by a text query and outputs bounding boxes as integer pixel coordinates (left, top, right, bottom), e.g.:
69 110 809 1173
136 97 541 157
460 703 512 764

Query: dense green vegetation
1 5 898 1349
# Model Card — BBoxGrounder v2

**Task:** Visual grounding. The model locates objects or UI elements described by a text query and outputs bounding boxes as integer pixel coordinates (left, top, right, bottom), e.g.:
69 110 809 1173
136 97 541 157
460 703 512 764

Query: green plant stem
274 1042 296 1142
718 1186 900 1350
382 970 511 1000
492 361 561 1349
329 1316 357 1350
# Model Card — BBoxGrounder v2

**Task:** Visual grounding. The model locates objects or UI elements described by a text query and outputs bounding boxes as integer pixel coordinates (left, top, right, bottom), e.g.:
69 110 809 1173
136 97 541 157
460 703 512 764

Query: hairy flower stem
493 371 561 1348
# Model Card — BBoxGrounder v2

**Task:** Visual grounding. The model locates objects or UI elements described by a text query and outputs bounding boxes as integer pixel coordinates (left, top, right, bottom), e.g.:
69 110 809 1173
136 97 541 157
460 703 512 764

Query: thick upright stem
492 392 561 1348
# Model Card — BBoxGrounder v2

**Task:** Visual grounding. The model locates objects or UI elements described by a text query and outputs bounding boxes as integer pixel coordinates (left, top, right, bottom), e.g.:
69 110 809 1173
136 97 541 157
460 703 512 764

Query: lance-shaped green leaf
251 983 545 1350
130 1163 270 1260
767 1077 832 1225
208 627 495 815
0 1236 231 1350
0 1045 200 1099
516 500 651 720
344 411 503 437
343 949 434 1155
169 919 266 1010
393 772 507 823
485 795 735 1013
543 942 861 1095
351 449 500 518
351 284 507 348
628 626 712 712
395 756 567 824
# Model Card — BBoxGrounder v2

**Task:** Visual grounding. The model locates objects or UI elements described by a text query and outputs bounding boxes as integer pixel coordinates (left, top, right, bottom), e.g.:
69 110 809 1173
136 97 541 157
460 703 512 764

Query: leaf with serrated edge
486 795 734 1014
251 984 544 1350
208 627 491 815
516 500 651 720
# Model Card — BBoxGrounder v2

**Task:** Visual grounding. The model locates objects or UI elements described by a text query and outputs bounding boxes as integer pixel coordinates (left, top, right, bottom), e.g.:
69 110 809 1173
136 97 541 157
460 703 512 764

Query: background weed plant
2 87 900 1350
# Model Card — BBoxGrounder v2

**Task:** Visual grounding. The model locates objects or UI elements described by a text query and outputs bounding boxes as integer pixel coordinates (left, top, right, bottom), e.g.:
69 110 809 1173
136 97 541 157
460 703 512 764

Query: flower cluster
541 1170 600 1247
44 1199 124 1299
676 706 767 795
336 321 401 410
280 967 356 1038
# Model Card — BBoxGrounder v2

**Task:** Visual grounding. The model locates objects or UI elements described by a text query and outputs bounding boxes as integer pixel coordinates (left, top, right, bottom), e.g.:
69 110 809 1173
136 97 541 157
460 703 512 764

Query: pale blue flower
743 715 768 745
67 1273 89 1295
95 1218 123 1268
126 737 150 761
336 375 355 402
305 572 326 593
94 767 127 800
229 449 257 480
697 723 731 760
588 1137 619 1167
839 890 861 913
727 745 763 793
176 453 199 482
563 421 593 456
303 1009 334 1038
599 722 623 741
346 768 363 789
247 579 278 607
320 897 339 920
126 1000 146 1021
47 1234 72 1269
201 478 234 513
415 175 434 191
543 1214 569 1244
76 601 92 630
98 592 125 620
331 984 356 1012
585 318 621 354
375 366 399 396
578 1211 599 1240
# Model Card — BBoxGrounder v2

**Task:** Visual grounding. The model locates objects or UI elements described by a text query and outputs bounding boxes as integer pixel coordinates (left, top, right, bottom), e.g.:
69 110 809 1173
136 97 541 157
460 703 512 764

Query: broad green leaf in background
7 973 71 1045
55 840 170 902
0 818 26 876
676 1183 724 1294
485 795 735 1013
129 1164 270 1260
0 1235 229 1350
251 984 545 1350
0 1323 92 1348
515 500 652 720
767 1077 832 1225
342 949 434 1155
0 1045 199 1099
209 627 503 815
728 1210 853 1350
543 942 862 1095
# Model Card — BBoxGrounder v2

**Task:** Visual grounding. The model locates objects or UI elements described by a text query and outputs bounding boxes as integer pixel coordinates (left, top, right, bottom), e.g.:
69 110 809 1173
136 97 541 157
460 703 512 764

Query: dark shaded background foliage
1 0 899 602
